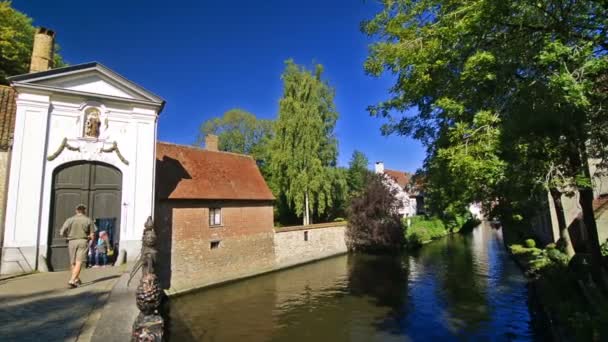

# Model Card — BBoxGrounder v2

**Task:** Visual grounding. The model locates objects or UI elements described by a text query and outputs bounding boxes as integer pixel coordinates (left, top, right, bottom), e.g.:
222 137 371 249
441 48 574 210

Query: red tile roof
384 169 410 188
156 142 275 201
0 86 16 151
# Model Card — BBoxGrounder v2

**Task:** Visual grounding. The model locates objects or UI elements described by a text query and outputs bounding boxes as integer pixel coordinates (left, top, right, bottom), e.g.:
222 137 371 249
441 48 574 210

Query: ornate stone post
131 217 164 341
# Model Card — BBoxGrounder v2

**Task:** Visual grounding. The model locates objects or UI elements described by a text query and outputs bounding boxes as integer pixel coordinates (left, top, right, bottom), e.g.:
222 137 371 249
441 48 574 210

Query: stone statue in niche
84 108 101 139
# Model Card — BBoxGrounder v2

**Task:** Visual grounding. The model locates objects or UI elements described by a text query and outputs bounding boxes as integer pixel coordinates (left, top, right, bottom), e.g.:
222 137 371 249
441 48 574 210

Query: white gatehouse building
0 32 164 274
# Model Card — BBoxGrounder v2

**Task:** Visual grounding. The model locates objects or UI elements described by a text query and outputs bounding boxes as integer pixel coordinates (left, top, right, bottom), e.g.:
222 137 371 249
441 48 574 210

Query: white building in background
468 202 484 220
375 162 423 217
0 32 164 275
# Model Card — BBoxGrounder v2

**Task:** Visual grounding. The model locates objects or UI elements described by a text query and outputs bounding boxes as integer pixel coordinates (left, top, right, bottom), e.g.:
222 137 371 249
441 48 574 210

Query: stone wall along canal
168 223 536 341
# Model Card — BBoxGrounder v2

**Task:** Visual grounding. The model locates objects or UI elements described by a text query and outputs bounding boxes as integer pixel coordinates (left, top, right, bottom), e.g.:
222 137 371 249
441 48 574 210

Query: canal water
168 223 536 341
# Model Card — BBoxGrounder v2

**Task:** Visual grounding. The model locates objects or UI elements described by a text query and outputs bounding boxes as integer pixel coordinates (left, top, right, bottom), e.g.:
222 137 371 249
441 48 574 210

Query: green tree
319 166 349 222
364 1 607 266
196 108 273 172
270 59 339 225
0 1 65 84
347 150 370 198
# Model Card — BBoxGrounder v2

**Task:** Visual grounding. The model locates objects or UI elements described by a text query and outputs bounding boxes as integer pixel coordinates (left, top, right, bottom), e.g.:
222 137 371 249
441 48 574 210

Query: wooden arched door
48 162 122 271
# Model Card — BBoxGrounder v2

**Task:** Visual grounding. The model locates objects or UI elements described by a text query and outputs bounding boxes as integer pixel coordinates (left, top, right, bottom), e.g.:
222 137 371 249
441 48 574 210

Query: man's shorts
68 239 88 264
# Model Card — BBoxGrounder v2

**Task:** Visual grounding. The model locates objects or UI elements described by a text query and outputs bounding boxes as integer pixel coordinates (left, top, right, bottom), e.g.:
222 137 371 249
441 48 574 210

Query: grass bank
509 239 608 341
403 215 480 248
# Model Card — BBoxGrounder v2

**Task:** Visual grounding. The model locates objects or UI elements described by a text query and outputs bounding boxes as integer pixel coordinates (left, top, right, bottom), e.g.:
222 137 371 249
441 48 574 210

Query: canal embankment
165 222 347 296
404 215 481 248
507 238 608 341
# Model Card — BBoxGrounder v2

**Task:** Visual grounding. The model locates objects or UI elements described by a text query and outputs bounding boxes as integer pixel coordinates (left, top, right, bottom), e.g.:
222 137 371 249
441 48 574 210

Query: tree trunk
304 192 310 226
573 145 606 289
579 186 603 264
550 188 575 258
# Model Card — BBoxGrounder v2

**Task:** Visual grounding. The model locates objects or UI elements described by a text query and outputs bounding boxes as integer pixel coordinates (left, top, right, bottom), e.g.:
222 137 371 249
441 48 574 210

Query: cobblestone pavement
0 266 122 341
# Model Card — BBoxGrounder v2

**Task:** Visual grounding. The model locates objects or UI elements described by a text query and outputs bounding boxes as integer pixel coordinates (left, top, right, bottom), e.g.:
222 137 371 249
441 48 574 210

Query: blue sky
13 0 425 172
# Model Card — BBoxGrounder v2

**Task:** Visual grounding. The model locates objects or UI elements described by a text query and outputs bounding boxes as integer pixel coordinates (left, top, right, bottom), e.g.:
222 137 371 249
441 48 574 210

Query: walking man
60 204 96 288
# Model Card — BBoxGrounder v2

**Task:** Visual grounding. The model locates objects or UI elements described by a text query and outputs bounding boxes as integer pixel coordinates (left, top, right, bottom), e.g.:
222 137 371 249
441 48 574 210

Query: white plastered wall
1 89 158 275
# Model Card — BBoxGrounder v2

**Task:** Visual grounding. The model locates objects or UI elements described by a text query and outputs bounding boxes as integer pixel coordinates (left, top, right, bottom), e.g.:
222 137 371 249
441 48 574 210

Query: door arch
47 161 122 271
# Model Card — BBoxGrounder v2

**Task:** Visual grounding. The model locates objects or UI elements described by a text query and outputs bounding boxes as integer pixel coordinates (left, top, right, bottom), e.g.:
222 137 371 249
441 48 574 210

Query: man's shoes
68 278 82 289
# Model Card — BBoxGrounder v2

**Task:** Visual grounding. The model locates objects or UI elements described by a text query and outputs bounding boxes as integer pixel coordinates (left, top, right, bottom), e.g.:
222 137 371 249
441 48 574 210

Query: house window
209 208 221 226
210 240 221 249
304 231 309 241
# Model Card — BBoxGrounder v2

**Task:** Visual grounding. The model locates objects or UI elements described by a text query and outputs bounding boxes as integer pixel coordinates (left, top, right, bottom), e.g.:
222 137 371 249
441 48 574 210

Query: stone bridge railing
130 217 163 341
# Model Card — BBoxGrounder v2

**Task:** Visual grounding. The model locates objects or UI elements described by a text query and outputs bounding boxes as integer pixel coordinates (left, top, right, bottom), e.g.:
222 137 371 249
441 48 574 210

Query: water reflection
169 223 535 341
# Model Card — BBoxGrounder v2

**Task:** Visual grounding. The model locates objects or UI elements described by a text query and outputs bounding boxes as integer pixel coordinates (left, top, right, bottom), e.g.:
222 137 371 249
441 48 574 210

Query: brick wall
273 222 347 268
157 199 349 295
156 200 276 293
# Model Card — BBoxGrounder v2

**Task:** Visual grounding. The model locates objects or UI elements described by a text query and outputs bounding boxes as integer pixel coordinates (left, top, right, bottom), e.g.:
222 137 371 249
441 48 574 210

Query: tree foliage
364 0 607 261
347 150 370 198
0 1 65 84
346 173 404 253
270 59 339 225
197 108 273 169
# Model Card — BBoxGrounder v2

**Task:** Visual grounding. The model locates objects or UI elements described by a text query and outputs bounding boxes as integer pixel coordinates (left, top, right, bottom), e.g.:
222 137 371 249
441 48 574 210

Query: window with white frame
209 208 222 226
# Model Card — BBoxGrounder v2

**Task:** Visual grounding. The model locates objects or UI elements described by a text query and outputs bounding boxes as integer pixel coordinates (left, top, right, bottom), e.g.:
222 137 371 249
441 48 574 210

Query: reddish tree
346 174 404 253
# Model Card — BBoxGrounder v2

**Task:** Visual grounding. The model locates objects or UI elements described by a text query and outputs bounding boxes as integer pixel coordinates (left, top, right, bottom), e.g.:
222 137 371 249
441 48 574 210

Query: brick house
155 137 276 290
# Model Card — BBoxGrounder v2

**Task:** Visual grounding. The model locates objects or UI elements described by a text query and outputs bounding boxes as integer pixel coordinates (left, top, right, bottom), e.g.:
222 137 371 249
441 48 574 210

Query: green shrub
529 257 552 273
546 248 569 266
546 243 557 250
333 217 345 222
405 216 449 247
510 244 527 255
556 238 568 252
407 229 430 247
601 239 608 257
524 238 536 248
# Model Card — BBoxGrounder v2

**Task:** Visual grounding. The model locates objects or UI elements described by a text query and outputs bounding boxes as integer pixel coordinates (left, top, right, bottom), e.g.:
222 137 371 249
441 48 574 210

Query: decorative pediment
40 72 138 99
8 62 164 107
47 138 129 165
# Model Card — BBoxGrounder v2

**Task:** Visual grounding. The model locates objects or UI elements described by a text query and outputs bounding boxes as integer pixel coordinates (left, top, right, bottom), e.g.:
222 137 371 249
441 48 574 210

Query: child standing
87 237 95 268
95 231 109 267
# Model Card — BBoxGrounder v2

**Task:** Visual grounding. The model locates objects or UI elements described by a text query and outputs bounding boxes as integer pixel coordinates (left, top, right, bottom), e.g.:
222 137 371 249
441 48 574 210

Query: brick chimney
205 134 219 151
375 161 384 174
30 27 55 73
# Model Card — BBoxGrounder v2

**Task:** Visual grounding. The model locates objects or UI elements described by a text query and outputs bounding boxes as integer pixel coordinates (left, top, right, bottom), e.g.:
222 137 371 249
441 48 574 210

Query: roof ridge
384 168 411 175
157 141 254 159
8 62 99 81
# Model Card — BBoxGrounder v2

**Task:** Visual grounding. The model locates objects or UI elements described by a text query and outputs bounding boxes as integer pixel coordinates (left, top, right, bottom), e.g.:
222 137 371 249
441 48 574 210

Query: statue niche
84 108 101 139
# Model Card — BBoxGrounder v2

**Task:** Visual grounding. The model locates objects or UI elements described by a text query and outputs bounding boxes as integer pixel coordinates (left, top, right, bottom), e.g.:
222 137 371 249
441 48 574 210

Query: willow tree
364 1 607 265
270 60 338 225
